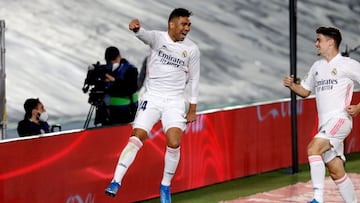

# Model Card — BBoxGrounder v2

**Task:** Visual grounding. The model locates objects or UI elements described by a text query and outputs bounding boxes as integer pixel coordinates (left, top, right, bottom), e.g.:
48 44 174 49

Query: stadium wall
1 94 360 203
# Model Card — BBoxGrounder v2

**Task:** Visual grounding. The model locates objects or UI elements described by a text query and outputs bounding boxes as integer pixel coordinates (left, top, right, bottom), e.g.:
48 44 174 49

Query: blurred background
1 0 359 137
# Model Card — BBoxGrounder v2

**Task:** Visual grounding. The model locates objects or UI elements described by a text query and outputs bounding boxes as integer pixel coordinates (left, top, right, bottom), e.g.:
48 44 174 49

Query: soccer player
105 8 200 203
283 26 360 203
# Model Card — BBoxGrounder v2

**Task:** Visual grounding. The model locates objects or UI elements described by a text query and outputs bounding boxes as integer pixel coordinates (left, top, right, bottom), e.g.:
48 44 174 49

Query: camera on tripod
82 62 111 128
82 61 110 106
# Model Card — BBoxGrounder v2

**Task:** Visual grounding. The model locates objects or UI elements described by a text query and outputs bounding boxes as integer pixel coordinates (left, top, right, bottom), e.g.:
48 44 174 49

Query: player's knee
307 145 319 156
165 127 182 148
166 140 180 148
132 128 148 142
307 139 329 156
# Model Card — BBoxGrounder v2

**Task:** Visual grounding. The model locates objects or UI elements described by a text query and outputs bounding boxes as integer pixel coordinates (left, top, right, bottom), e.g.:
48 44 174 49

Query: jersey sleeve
346 59 360 84
135 28 157 48
187 45 201 104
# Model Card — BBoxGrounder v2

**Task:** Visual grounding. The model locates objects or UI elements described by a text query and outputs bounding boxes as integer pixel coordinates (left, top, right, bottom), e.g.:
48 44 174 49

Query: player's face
169 16 191 42
315 34 332 57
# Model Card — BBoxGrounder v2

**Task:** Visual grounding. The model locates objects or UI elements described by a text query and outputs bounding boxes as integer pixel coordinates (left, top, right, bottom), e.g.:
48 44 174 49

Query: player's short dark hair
105 46 120 63
316 26 342 49
168 8 192 23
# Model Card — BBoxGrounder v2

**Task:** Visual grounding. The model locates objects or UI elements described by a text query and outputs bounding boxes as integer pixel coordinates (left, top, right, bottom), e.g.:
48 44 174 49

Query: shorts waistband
145 92 183 100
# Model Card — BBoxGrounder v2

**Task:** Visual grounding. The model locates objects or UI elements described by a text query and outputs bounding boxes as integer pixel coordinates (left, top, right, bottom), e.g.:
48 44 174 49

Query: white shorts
132 92 187 134
315 117 352 163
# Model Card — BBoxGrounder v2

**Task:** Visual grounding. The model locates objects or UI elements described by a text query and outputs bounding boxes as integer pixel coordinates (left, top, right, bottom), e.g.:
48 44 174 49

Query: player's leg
159 98 187 203
323 118 356 203
112 130 147 182
326 157 357 203
159 127 182 203
308 118 352 203
162 127 182 185
307 137 331 203
104 134 144 197
105 95 160 197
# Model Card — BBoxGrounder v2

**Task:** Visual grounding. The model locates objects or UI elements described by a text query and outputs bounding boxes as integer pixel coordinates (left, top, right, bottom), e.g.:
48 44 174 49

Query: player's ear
326 37 334 47
169 21 175 29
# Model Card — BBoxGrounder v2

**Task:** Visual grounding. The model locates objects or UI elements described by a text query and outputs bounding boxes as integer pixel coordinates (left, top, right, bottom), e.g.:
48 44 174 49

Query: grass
140 152 360 203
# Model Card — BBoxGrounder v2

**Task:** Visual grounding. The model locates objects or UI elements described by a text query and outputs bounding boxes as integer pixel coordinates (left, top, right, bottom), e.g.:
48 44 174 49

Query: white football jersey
135 28 200 104
301 54 360 126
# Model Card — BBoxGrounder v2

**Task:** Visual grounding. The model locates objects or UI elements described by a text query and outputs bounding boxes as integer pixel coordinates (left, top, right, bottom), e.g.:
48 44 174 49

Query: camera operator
103 46 139 125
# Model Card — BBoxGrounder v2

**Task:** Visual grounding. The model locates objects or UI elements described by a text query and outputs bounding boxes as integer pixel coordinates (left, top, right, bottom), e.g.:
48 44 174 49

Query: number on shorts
140 100 148 111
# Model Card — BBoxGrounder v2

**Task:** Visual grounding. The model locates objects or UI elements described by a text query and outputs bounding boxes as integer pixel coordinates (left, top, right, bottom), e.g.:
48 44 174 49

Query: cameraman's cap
105 46 120 62
24 98 40 115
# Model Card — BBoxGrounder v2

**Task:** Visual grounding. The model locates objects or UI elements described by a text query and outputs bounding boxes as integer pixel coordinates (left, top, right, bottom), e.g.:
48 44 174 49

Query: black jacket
17 119 50 137
108 58 138 98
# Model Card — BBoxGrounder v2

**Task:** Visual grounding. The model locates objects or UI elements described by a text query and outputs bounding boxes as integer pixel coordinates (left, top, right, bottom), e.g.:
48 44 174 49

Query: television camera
82 62 110 106
82 62 111 128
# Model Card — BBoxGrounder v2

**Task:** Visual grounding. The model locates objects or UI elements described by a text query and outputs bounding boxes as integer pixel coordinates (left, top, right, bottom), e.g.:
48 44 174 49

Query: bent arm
283 75 311 98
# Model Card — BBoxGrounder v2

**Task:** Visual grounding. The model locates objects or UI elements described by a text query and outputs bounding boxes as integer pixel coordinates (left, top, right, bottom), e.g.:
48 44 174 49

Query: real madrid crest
331 68 337 76
182 50 187 57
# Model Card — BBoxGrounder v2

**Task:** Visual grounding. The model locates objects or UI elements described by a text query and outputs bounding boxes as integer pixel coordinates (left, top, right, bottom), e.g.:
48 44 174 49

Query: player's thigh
317 118 351 163
307 138 331 155
133 97 161 135
161 99 187 133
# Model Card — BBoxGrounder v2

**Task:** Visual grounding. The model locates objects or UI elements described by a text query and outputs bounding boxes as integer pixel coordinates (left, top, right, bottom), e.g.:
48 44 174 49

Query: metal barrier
0 20 6 140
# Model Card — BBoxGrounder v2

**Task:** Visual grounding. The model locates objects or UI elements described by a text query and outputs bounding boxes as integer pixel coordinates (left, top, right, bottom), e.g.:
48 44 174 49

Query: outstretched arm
283 75 311 98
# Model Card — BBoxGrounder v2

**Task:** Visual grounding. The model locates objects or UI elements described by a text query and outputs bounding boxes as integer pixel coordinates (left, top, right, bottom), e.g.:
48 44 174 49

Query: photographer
103 46 139 125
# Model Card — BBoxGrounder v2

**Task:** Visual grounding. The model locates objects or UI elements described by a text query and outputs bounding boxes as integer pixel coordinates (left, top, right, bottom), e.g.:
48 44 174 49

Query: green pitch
141 152 360 203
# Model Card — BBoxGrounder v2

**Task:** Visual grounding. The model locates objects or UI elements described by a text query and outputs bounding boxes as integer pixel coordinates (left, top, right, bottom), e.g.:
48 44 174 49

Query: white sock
161 146 180 186
309 155 325 203
334 174 357 203
113 136 143 183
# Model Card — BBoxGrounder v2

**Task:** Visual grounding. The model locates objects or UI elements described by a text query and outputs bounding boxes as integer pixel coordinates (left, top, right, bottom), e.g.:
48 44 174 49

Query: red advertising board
1 95 360 203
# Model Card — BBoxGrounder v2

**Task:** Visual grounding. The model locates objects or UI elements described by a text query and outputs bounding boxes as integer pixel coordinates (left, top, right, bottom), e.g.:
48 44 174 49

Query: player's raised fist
129 19 140 33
